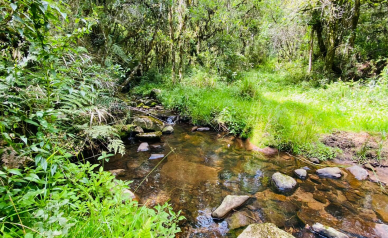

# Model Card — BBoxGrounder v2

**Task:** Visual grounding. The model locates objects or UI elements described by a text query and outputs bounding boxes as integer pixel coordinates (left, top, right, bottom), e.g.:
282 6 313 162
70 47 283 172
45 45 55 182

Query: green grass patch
133 65 388 159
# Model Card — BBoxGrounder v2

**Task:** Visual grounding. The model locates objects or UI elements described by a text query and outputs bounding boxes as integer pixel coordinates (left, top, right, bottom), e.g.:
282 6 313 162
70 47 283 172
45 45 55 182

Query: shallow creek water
105 123 388 238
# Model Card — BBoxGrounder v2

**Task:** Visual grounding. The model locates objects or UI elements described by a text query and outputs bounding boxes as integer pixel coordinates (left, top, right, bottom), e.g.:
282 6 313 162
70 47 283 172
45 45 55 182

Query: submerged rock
294 169 307 180
149 154 164 160
135 131 162 140
316 167 343 179
137 142 149 152
253 147 278 156
346 165 368 180
272 172 297 193
226 210 259 229
312 223 349 238
371 193 388 223
133 116 164 131
108 169 126 176
211 195 250 218
237 223 294 238
162 125 174 134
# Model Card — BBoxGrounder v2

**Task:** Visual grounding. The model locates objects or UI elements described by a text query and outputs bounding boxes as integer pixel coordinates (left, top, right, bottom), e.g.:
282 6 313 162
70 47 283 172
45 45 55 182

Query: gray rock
137 142 149 152
133 116 164 131
309 157 320 164
135 131 162 140
316 167 343 179
226 210 256 229
272 172 297 192
238 223 294 238
197 127 210 131
374 223 388 238
294 169 307 179
149 154 164 160
162 125 174 134
133 126 144 134
347 165 368 180
108 169 126 176
312 223 349 238
212 195 250 218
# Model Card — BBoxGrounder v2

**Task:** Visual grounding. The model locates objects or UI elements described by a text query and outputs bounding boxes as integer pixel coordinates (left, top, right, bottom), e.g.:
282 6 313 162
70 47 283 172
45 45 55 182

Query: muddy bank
322 131 388 184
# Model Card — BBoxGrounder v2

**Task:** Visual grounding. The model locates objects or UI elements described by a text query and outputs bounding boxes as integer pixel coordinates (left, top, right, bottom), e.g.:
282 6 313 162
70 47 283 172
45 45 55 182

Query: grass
133 63 388 159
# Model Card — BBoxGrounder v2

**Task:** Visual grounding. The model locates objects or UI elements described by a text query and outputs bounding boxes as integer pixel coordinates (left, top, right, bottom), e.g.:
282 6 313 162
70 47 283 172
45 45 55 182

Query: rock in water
133 116 164 131
272 172 297 193
312 223 349 238
211 195 250 218
346 165 368 180
197 127 210 131
108 169 126 176
135 131 162 140
137 142 149 152
309 157 320 164
237 223 294 238
294 169 307 180
162 125 174 134
316 167 343 178
252 146 278 156
149 154 164 160
374 224 388 238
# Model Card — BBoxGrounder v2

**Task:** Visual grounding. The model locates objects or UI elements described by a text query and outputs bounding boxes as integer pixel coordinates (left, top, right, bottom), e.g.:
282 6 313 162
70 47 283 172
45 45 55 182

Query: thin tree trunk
348 0 360 53
308 27 314 74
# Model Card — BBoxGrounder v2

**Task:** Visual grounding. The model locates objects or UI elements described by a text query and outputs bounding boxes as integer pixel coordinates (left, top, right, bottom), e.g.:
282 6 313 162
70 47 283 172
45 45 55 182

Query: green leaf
8 169 22 176
10 3 17 11
20 136 27 145
41 159 48 171
25 119 39 127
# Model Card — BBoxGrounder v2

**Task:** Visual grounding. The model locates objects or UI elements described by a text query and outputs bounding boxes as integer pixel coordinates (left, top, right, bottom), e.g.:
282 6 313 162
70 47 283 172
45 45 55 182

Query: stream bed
105 122 388 237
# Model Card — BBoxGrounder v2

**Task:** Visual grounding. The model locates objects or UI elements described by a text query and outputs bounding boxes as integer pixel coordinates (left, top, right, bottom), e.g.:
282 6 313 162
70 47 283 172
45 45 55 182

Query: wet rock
212 195 250 218
197 127 210 131
191 126 198 132
311 223 349 238
149 154 164 160
309 174 321 184
155 105 164 110
371 194 388 223
309 157 320 164
226 209 259 229
108 169 126 176
253 147 278 156
135 131 162 140
346 165 368 180
374 223 388 238
162 125 174 134
316 167 343 179
272 172 297 193
294 169 307 180
133 116 164 131
237 223 294 238
316 184 331 191
150 144 163 152
137 142 149 152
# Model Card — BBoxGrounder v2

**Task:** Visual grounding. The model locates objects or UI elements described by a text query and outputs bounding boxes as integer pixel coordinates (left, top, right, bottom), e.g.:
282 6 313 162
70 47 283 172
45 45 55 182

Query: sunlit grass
133 66 388 159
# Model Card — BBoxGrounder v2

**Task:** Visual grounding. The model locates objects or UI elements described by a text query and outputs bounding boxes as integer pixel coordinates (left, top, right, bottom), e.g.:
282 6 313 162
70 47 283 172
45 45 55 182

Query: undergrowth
133 63 388 159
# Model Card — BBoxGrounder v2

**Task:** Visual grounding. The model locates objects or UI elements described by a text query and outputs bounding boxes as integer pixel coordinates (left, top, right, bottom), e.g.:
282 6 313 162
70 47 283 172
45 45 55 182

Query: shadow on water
104 123 388 238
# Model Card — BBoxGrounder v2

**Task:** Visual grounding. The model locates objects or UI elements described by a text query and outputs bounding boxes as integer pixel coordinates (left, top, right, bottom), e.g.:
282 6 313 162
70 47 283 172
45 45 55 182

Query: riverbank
132 65 388 162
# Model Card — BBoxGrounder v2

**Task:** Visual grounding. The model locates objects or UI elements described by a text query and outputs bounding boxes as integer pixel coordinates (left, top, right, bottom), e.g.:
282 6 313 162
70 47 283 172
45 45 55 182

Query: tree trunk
308 27 314 74
348 0 361 52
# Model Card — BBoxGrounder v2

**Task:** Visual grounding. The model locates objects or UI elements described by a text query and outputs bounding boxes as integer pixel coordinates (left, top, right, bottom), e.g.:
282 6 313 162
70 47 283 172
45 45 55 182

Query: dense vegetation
1 0 387 237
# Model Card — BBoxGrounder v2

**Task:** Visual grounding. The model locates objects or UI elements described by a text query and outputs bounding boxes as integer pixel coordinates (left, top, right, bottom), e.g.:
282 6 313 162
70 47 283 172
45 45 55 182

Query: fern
112 44 130 63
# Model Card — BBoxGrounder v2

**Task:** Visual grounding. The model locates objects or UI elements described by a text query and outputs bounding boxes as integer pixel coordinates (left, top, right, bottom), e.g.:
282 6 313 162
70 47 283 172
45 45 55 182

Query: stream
105 121 388 237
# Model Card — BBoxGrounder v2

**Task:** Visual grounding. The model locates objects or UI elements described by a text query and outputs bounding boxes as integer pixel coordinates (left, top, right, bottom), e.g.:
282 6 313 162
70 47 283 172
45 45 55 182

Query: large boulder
211 195 250 218
135 131 162 140
237 223 294 238
312 223 349 238
316 167 343 179
371 193 388 223
272 172 297 193
346 165 368 180
133 116 164 131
